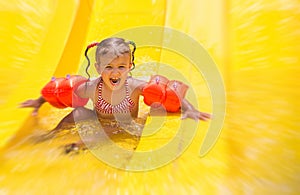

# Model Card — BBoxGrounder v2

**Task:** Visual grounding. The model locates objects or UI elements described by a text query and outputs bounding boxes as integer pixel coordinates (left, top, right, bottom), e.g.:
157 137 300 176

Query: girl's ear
129 62 135 71
95 62 102 74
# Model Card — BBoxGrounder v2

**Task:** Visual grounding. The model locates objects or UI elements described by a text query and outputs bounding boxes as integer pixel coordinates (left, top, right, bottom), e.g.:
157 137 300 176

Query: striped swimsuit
94 79 135 114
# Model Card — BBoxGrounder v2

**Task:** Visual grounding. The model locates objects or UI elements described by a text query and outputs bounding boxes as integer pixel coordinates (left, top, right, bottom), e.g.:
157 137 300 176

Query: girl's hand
181 109 211 121
181 98 211 121
19 97 45 116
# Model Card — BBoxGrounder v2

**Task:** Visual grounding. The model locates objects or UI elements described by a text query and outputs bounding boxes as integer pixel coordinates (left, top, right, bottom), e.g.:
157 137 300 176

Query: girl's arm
20 76 93 115
75 80 95 99
134 76 211 121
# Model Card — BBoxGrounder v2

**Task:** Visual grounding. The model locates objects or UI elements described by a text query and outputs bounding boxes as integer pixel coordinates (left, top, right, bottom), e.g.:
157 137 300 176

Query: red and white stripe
94 79 135 114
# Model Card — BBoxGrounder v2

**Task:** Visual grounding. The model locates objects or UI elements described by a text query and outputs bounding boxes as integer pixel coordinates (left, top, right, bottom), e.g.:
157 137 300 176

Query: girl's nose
111 68 119 75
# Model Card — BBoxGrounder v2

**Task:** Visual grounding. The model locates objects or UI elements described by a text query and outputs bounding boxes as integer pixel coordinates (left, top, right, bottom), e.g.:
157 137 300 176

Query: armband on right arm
41 75 89 108
142 75 189 112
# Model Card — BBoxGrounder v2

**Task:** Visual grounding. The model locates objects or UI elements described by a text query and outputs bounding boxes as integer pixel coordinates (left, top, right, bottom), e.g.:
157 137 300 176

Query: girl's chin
110 85 121 90
108 81 123 90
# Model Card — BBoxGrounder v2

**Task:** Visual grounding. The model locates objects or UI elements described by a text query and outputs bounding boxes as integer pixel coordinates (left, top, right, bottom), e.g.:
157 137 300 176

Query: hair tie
87 42 99 49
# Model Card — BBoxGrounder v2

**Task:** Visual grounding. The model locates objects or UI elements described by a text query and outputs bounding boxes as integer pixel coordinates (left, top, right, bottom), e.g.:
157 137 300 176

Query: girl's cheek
102 69 110 74
122 70 130 76
124 68 131 73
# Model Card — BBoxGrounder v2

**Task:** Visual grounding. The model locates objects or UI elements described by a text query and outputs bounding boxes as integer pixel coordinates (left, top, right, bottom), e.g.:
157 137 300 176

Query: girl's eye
105 66 112 69
119 65 125 69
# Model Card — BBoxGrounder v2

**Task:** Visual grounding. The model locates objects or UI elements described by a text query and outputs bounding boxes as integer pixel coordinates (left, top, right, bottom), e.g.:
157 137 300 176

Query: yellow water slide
0 0 299 194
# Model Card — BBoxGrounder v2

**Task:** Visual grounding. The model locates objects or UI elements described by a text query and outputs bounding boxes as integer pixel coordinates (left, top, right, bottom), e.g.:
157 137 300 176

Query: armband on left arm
142 75 189 112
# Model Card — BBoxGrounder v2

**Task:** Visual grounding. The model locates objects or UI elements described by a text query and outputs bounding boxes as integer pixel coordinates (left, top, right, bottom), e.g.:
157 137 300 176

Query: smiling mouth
110 78 121 86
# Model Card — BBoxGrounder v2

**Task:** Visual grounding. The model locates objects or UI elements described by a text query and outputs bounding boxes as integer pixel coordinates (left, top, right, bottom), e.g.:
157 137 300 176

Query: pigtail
84 42 99 80
128 41 136 70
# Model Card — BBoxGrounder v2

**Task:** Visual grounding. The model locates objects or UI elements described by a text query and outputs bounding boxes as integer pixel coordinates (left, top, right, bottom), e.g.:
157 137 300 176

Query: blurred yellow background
0 0 299 194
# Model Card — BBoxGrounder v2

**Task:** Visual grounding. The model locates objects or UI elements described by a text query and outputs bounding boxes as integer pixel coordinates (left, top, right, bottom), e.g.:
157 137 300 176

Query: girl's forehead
109 56 129 64
98 53 130 66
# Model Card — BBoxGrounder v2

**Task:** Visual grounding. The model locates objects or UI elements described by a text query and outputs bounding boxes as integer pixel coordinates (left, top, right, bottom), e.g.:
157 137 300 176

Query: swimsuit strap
95 79 135 114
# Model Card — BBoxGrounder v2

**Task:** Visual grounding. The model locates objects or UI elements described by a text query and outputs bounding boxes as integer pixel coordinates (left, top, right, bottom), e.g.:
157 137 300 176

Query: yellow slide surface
0 0 299 194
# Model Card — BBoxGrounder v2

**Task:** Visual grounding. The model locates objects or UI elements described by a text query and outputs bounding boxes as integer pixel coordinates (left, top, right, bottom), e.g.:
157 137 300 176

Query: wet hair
84 37 136 80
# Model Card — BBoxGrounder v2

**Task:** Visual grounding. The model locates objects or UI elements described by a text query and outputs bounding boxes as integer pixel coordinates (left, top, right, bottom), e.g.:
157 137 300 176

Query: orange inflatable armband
163 80 189 112
41 77 67 108
142 75 189 112
41 75 89 108
142 75 168 107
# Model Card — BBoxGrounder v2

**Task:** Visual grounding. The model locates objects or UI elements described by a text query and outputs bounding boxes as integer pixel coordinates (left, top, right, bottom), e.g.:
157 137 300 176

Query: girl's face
96 53 132 91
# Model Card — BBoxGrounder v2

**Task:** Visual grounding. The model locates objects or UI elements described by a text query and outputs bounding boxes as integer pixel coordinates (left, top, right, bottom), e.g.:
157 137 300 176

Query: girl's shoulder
76 77 100 99
127 76 147 93
88 77 100 87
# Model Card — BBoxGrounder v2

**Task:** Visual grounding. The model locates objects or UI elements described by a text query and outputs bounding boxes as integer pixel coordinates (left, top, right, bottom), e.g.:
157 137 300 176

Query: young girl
20 37 211 152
